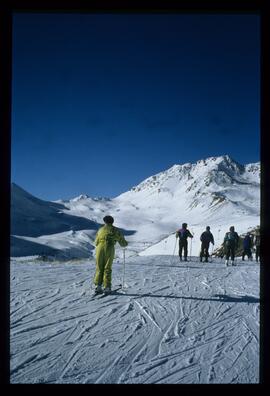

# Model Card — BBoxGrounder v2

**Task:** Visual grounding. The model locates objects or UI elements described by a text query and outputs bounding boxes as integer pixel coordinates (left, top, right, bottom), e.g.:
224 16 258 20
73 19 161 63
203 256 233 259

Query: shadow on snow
115 292 260 304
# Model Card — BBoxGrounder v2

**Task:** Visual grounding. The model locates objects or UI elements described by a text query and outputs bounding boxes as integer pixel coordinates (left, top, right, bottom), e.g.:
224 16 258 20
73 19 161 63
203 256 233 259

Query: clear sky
11 13 260 201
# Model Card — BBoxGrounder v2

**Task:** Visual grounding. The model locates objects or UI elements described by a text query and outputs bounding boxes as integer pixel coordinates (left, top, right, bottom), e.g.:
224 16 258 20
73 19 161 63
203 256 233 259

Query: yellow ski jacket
94 224 128 248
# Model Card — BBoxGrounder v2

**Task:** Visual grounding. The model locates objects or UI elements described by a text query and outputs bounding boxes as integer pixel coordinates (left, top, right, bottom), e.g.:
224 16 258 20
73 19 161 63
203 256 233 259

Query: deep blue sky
12 13 260 200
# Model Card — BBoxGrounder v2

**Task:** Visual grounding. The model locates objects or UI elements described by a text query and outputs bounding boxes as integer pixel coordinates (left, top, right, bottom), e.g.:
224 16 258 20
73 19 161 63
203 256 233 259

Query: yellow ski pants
94 242 115 288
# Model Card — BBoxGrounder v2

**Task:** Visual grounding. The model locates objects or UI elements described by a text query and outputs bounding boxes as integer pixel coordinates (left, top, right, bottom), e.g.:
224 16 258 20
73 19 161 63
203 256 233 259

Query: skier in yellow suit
94 215 128 294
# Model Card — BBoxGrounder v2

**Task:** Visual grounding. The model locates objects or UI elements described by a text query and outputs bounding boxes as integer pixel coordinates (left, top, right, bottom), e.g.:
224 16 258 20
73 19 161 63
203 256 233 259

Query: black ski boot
94 285 103 295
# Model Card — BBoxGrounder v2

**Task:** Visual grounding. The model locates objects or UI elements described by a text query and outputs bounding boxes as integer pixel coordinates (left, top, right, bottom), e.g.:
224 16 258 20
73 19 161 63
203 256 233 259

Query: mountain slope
115 155 259 218
11 155 260 258
11 183 100 237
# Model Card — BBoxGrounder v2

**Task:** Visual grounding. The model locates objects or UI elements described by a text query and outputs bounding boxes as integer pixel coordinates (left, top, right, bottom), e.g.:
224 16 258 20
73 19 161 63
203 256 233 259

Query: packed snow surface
10 255 259 384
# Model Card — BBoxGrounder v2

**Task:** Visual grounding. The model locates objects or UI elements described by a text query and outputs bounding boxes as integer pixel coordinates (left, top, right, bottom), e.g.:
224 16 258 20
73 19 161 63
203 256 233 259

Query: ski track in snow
10 256 260 384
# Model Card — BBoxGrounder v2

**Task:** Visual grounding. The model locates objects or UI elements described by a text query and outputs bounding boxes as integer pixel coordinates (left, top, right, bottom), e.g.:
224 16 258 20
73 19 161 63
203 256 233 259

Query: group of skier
92 215 260 295
175 223 215 263
175 223 238 265
175 223 260 267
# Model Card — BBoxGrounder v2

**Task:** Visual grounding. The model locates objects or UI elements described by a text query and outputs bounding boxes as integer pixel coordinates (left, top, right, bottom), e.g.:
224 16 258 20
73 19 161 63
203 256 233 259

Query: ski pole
189 231 194 261
122 248 126 290
209 244 214 262
170 236 177 265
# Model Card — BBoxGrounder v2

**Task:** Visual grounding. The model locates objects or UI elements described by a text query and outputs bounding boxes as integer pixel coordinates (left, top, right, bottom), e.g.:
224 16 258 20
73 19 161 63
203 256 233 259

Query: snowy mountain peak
183 155 244 176
71 194 90 202
121 155 257 198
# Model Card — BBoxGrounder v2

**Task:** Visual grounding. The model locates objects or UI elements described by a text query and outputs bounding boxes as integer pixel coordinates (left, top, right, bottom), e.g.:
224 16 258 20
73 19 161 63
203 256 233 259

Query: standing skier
200 226 214 263
176 223 193 261
223 226 239 266
93 215 128 294
242 233 253 261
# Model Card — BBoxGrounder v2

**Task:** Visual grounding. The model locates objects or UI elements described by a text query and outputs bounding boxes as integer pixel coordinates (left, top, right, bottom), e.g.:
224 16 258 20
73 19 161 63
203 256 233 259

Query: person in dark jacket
223 226 239 266
242 233 253 261
176 223 193 261
200 226 214 263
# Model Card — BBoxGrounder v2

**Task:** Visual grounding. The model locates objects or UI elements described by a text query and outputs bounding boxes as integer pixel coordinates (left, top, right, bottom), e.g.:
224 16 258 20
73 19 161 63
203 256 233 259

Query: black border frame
1 0 269 389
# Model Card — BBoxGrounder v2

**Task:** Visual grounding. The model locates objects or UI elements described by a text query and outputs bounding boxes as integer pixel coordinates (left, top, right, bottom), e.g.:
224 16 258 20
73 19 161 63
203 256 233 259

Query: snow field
10 255 259 384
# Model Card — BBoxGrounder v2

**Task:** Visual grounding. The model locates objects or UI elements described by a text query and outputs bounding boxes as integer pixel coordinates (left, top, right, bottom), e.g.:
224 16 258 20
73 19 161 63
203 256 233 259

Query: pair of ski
91 286 125 300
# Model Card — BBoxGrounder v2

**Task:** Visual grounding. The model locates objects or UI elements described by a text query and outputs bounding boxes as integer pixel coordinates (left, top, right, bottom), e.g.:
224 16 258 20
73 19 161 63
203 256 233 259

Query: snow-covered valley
10 255 260 384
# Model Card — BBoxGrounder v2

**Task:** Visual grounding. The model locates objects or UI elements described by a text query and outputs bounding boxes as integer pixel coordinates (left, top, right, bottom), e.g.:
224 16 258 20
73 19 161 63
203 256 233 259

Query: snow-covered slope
115 155 259 225
10 184 136 259
10 255 260 384
11 155 260 258
10 183 102 258
11 183 100 237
